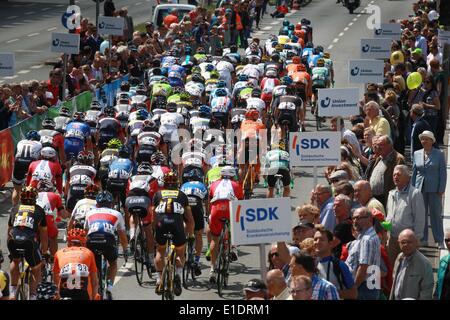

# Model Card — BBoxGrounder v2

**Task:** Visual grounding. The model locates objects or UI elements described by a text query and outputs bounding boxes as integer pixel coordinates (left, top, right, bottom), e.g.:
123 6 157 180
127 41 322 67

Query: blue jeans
422 192 444 243
358 282 380 300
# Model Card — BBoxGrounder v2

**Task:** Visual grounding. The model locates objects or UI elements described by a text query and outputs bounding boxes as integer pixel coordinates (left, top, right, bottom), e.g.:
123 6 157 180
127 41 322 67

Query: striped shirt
345 227 381 280
311 274 340 300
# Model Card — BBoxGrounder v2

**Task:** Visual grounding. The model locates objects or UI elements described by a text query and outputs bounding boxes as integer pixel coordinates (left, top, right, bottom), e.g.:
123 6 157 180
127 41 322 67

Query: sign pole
62 53 68 100
313 165 318 188
96 0 100 28
259 244 267 282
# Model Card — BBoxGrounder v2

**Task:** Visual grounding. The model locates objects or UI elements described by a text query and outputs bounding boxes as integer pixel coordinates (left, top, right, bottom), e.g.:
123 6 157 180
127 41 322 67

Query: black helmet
167 102 177 112
104 106 116 117
142 119 157 131
129 76 141 86
251 88 262 97
90 101 102 110
96 190 113 207
42 118 56 130
137 162 153 175
118 145 130 158
72 112 85 122
59 107 71 117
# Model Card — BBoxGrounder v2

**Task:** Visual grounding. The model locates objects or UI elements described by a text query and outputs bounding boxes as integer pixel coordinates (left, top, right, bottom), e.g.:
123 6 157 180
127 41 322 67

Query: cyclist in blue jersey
64 112 93 175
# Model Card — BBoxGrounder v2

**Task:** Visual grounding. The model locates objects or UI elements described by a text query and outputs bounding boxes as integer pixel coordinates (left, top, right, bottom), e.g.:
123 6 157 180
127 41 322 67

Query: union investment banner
317 88 359 117
360 38 391 59
374 23 401 40
349 59 384 84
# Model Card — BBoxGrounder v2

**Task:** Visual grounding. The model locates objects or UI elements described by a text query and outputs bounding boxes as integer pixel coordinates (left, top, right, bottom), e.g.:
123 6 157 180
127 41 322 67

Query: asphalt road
2 0 443 301
0 0 161 84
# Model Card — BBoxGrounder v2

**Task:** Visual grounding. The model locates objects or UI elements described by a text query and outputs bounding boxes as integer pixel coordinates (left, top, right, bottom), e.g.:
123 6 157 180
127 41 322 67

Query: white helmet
220 166 236 178
41 147 57 160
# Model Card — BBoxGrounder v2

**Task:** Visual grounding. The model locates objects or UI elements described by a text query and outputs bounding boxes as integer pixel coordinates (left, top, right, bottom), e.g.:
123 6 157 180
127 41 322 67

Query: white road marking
271 21 278 25
7 16 19 20
27 33 40 37
16 49 43 53
17 70 30 74
41 8 50 11
357 14 361 17
30 65 44 69
3 75 18 80
135 2 143 5
291 9 298 13
327 45 334 50
11 23 25 25
114 262 134 285
353 18 358 22
6 38 19 43
0 80 4 84
339 32 344 37
1 25 15 28
333 38 339 43
263 26 272 30
25 11 35 15
47 27 57 31
285 12 293 17
348 22 353 26
56 4 64 7
344 27 349 31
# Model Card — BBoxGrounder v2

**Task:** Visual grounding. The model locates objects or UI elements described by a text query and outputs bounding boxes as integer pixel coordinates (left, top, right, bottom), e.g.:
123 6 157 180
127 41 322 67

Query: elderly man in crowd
390 229 434 300
266 269 292 300
354 180 386 216
366 135 405 206
290 275 313 300
346 207 381 300
364 101 391 138
313 184 336 232
386 165 425 264
244 278 267 300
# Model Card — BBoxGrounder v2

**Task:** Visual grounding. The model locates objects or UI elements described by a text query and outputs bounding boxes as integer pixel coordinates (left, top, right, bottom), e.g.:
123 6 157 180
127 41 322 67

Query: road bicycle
182 237 196 289
242 163 255 200
133 215 153 286
15 249 31 300
216 218 232 297
160 232 177 300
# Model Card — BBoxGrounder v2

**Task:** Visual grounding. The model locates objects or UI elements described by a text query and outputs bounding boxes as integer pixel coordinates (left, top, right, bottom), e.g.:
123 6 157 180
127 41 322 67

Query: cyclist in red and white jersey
26 147 63 195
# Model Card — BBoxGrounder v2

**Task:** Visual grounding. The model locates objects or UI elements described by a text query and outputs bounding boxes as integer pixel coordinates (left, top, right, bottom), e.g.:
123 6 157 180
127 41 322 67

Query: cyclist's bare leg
49 237 57 256
195 229 203 259
175 245 186 268
283 186 290 197
9 259 20 288
12 184 21 206
107 259 118 284
144 224 155 256
129 212 136 240
267 187 274 198
209 235 219 270
155 244 166 280
30 263 43 296
238 164 246 185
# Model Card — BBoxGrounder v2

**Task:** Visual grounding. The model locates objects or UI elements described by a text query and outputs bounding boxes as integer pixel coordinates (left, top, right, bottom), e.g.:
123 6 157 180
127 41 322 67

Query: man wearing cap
244 278 267 300
409 48 427 71
386 165 425 264
412 130 446 248
328 170 349 187
313 184 336 232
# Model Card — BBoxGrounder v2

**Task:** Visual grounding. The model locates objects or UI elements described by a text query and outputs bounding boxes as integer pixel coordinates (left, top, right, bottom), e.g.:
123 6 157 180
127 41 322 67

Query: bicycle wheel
182 240 195 289
275 177 283 197
216 228 228 297
162 253 175 300
134 226 145 286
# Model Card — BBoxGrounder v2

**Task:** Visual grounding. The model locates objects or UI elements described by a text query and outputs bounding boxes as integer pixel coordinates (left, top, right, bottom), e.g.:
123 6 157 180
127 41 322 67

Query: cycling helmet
26 130 41 141
59 107 71 117
205 64 215 72
215 88 227 97
118 145 130 158
305 41 314 48
199 105 212 117
209 70 219 79
238 74 249 82
297 64 307 72
323 52 331 59
196 47 206 54
191 66 201 74
96 191 113 207
191 73 203 83
136 108 149 120
275 44 284 51
90 101 102 110
77 150 94 165
172 86 184 94
120 81 130 91
179 91 191 101
158 78 170 84
20 186 38 204
168 70 182 79
42 118 56 130
73 111 85 122
107 138 122 149
251 88 262 97
142 119 157 131
36 179 54 192
292 56 301 65
279 29 289 36
84 183 100 199
288 24 295 31
316 58 325 67
136 85 147 95
150 151 166 165
41 147 57 160
137 162 153 175
265 69 278 78
129 76 141 87
182 167 204 183
220 166 236 178
216 80 226 88
316 45 324 53
283 19 290 27
281 76 293 86
286 51 295 59
67 228 87 246
103 107 116 118
163 171 179 189
166 102 177 112
185 46 192 55
245 109 259 120
301 18 311 25
36 282 58 300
